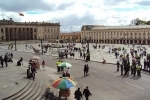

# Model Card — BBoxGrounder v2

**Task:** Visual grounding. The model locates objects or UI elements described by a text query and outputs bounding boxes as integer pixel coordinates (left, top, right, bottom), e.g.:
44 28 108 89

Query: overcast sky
0 0 150 32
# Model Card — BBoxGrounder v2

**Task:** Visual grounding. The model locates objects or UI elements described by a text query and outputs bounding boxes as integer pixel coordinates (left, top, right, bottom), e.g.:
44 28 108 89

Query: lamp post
71 27 73 32
15 32 17 51
84 37 91 61
40 38 43 54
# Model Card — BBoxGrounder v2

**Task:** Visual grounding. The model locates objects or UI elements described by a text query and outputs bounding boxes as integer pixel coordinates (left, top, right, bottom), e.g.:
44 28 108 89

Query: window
34 29 36 32
1 29 3 33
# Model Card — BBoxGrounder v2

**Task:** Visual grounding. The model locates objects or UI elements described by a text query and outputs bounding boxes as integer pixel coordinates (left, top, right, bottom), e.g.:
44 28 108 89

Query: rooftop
81 25 150 31
0 18 60 26
92 25 150 30
60 32 80 36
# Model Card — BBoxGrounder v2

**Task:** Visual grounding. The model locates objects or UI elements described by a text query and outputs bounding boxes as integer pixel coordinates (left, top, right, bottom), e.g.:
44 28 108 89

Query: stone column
137 40 139 44
12 28 14 40
118 40 120 44
128 40 130 44
146 40 148 45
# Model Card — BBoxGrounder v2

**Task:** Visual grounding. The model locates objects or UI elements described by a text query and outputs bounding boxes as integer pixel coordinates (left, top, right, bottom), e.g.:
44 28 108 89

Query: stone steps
1 60 59 100
21 71 43 100
2 71 45 100
31 71 46 100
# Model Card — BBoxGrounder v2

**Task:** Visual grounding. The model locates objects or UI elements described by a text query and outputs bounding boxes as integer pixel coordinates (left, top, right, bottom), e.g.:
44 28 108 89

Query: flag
19 13 24 16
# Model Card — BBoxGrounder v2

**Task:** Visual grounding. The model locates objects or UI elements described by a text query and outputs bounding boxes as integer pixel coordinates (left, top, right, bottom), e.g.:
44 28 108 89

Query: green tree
130 18 146 25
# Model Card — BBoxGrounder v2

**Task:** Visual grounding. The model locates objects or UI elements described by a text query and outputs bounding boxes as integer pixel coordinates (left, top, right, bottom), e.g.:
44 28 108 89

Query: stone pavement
0 59 77 100
0 43 149 65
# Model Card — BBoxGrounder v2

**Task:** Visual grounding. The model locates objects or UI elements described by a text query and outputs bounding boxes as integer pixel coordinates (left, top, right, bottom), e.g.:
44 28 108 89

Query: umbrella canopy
58 62 72 68
31 56 41 60
52 77 76 89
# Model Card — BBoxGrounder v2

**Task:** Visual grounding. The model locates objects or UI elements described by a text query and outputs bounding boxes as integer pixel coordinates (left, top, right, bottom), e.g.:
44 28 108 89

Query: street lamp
14 29 17 51
15 34 17 51
40 38 43 54
84 37 91 61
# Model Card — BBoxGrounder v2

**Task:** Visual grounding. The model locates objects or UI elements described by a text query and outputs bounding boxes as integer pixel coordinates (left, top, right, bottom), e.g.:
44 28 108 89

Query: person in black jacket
74 88 82 100
4 55 8 67
1 56 4 67
116 61 120 71
83 86 92 100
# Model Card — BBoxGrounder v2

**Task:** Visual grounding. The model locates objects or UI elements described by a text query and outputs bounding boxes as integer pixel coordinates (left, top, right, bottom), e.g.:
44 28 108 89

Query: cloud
0 0 150 32
0 0 53 12
50 11 97 32
136 0 150 6
0 0 74 12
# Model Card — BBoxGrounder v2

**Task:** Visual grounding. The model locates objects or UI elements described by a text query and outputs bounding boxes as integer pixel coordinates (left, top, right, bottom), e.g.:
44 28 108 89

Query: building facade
60 32 81 43
0 18 60 42
81 25 150 44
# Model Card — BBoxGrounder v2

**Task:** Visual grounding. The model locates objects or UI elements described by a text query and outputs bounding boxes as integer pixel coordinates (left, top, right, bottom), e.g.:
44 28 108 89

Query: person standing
42 60 45 71
83 86 92 100
74 88 82 100
56 60 61 72
144 59 147 71
83 53 86 60
1 56 4 67
86 64 89 75
116 61 120 71
31 62 36 81
137 63 142 77
10 52 13 59
83 64 87 76
120 63 124 75
4 55 8 67
80 52 82 58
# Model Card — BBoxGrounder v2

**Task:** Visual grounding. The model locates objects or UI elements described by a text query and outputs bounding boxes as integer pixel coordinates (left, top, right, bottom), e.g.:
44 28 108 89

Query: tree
145 20 150 25
130 18 146 25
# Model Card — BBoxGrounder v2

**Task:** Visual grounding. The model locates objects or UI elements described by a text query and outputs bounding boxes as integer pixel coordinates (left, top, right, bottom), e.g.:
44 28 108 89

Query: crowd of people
116 45 150 78
0 52 13 67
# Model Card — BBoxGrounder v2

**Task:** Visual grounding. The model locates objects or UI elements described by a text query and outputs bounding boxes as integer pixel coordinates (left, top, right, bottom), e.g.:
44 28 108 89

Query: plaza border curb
0 48 116 65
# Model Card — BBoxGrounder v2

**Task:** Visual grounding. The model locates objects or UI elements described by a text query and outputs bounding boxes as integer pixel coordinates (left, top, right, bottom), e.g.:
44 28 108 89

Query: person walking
42 60 45 71
74 88 82 100
83 86 92 100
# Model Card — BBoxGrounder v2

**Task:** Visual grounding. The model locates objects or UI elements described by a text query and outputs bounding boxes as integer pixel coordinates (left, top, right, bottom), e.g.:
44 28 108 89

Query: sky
0 0 150 32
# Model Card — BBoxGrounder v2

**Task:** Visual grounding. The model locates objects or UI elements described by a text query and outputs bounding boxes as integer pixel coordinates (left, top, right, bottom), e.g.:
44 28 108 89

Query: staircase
2 69 56 100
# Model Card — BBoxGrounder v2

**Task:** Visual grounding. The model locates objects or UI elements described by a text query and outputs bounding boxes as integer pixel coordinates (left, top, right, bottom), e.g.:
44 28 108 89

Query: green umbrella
58 62 72 68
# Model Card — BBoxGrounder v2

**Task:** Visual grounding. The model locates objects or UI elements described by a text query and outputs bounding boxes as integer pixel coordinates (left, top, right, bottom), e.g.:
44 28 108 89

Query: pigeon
15 82 19 85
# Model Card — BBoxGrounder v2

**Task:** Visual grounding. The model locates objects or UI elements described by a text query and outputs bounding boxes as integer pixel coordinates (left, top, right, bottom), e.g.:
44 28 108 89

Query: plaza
0 41 150 100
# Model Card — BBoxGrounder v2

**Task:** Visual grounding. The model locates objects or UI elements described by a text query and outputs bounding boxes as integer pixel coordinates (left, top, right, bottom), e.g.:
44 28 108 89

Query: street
1 49 150 100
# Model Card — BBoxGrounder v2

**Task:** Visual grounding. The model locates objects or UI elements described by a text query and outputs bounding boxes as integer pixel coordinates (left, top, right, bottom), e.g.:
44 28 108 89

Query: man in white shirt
66 68 70 74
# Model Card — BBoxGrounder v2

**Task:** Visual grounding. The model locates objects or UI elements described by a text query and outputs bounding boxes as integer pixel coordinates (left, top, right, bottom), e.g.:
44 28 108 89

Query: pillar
146 40 148 45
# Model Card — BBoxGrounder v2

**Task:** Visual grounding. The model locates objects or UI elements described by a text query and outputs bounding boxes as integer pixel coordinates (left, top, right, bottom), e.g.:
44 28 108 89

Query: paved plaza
0 42 150 100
